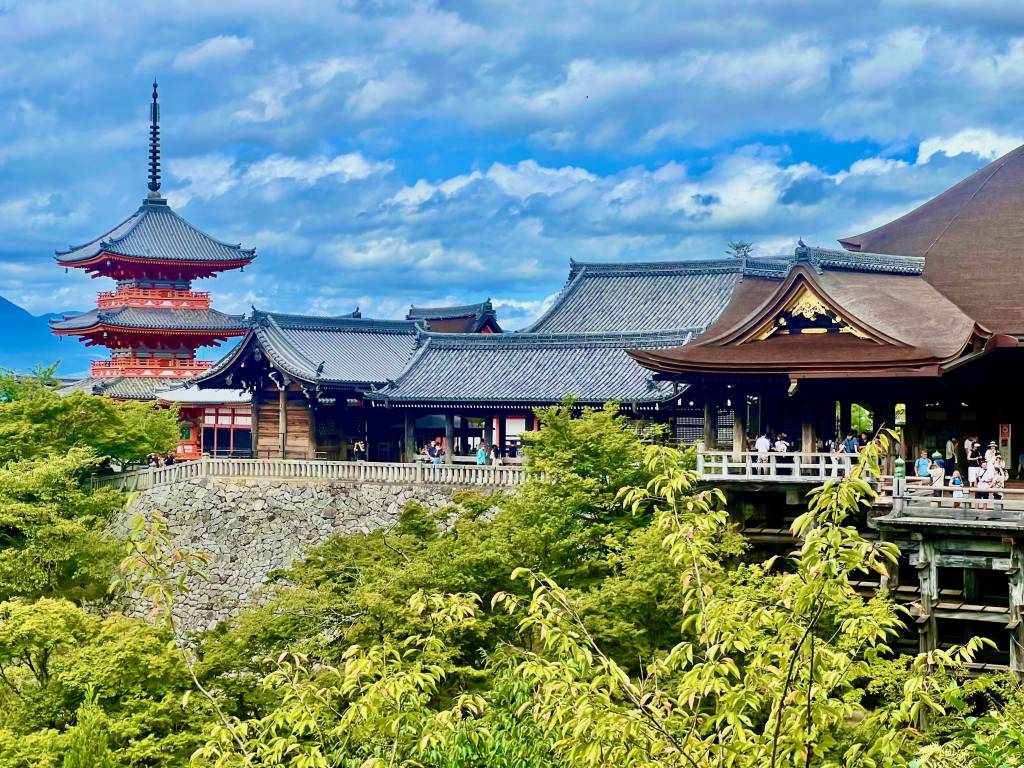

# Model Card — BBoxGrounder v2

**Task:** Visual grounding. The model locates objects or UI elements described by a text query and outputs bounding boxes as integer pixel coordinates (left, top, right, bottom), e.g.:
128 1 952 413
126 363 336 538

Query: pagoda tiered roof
50 306 245 334
55 197 255 277
406 300 501 333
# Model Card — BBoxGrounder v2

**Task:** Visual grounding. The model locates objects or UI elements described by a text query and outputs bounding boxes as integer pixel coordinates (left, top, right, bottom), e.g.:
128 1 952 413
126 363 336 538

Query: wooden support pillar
484 417 494 447
732 402 745 461
278 386 287 458
403 414 415 462
444 414 455 465
916 539 938 659
497 415 507 455
802 419 816 454
1010 541 1024 679
703 399 716 450
525 412 536 432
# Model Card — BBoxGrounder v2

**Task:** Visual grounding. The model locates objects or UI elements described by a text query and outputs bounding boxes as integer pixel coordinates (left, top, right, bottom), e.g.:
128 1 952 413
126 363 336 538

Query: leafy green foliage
0 448 121 601
0 391 1017 766
0 372 177 464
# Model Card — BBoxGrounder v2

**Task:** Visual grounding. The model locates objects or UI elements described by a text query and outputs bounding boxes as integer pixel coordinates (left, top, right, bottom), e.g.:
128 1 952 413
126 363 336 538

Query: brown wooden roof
630 263 988 379
840 144 1024 335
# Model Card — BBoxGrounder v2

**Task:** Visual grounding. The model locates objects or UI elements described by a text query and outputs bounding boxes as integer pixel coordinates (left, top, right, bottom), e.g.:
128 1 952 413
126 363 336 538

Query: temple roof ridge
251 308 416 334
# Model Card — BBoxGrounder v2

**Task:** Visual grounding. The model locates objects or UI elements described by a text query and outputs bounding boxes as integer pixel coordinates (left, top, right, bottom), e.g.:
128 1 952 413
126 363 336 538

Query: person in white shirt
976 459 995 510
754 433 771 474
774 434 789 453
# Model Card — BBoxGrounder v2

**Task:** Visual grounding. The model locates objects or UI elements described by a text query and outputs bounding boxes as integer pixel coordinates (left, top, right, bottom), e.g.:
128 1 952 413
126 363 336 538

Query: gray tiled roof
369 328 695 406
407 301 494 321
50 306 245 332
791 244 925 275
524 259 743 333
198 310 420 387
56 197 255 264
57 377 176 400
524 250 925 335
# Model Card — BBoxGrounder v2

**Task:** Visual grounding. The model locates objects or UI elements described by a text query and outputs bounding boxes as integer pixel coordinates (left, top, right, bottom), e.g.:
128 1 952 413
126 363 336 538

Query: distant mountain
0 295 95 376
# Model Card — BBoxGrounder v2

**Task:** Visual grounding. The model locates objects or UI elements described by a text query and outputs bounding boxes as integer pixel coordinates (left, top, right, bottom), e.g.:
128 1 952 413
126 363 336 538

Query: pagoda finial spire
147 80 161 197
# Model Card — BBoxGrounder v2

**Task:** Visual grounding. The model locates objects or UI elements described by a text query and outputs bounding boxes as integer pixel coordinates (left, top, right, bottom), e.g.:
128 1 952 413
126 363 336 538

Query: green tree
0 449 122 601
0 373 177 464
725 240 754 259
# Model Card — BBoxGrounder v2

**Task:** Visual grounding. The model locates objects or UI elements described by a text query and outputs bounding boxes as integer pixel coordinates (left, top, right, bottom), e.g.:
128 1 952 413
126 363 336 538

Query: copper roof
840 144 1024 335
406 300 501 333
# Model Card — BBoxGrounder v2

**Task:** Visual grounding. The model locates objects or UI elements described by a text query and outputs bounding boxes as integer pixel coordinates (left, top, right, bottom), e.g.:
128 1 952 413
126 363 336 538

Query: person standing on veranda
945 436 959 478
755 432 771 475
476 442 488 466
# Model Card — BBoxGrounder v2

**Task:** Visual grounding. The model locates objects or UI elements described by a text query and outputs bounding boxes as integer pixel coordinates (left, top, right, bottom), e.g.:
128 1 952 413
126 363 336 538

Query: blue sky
2 1 1024 329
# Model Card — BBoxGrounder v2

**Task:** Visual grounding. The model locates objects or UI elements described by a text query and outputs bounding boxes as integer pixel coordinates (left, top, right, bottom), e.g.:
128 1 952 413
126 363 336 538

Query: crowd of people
146 452 176 468
747 429 1017 507
414 437 508 466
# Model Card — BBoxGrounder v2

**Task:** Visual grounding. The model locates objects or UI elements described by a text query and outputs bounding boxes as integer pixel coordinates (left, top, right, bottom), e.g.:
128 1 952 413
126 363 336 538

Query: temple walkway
93 457 525 492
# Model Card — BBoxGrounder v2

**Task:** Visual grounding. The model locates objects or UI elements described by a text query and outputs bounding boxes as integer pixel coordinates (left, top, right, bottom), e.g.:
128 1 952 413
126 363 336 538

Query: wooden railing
893 482 1024 522
697 449 864 483
91 458 525 492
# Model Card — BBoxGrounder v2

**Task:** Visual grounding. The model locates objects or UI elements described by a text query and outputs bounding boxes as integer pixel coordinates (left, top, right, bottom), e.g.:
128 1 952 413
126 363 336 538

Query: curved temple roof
56 197 255 267
630 246 987 380
196 310 420 388
369 327 695 406
840 143 1024 335
406 300 501 333
524 258 744 334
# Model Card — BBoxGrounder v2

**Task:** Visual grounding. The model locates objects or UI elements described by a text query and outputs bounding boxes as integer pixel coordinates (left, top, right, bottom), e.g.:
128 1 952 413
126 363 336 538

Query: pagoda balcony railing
90 358 212 379
97 287 212 309
697 448 866 484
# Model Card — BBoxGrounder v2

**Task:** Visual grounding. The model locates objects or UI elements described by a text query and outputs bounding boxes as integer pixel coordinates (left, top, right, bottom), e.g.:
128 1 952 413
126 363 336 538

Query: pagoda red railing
90 358 213 378
97 287 212 309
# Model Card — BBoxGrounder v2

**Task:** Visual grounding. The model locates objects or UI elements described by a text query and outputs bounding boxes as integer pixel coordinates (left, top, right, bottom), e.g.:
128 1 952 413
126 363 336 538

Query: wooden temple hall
631 146 1024 673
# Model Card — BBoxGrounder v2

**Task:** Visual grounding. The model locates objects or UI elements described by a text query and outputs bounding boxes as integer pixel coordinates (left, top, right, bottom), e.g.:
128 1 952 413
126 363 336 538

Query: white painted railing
697 449 864 483
91 458 525 492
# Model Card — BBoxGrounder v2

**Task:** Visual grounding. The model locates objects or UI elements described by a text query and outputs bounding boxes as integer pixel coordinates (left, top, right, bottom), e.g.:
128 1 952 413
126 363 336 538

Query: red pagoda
51 82 254 401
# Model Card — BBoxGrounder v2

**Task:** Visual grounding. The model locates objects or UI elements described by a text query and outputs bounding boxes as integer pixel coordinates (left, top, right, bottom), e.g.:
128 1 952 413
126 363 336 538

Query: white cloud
916 128 1023 164
848 28 931 92
245 152 392 186
173 35 254 71
346 70 425 117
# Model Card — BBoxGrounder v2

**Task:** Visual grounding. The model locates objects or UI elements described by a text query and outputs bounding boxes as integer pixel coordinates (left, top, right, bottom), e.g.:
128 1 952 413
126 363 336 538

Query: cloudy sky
2 0 1023 328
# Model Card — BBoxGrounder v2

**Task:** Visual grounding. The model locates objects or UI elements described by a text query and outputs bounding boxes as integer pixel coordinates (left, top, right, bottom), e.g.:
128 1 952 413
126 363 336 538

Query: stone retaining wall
117 476 470 632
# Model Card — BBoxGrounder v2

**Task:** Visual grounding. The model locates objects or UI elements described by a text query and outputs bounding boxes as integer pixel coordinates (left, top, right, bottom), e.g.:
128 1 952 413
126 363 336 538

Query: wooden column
801 419 816 454
403 414 414 462
250 395 259 459
525 413 536 431
1010 540 1024 679
278 386 287 458
444 414 455 465
839 401 852 436
916 538 938 658
732 401 745 461
703 399 715 450
497 415 507 456
484 417 494 446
